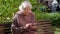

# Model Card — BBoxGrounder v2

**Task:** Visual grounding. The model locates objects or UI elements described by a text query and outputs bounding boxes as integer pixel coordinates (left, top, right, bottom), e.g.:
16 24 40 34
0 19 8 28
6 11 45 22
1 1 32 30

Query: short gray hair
19 1 32 12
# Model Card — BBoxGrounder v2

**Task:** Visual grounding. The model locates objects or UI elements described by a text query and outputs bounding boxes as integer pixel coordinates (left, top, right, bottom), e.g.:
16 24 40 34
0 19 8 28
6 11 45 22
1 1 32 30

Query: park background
0 0 60 34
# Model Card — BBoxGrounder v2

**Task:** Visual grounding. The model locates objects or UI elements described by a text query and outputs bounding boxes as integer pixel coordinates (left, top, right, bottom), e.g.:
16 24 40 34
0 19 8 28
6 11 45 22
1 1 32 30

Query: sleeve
30 13 38 31
11 15 23 33
31 12 37 25
16 14 26 27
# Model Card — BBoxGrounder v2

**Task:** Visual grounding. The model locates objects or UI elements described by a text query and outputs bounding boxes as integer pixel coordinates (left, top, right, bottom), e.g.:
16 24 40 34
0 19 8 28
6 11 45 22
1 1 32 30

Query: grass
55 32 60 34
54 27 60 34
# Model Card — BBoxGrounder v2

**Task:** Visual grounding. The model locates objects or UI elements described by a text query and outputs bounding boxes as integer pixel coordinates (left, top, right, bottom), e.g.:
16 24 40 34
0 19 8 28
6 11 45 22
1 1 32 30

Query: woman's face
23 5 31 15
24 5 31 12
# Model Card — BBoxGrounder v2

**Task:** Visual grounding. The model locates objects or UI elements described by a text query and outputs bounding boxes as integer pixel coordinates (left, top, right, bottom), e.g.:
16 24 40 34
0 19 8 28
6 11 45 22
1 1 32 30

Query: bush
0 0 39 22
0 0 60 26
34 12 60 26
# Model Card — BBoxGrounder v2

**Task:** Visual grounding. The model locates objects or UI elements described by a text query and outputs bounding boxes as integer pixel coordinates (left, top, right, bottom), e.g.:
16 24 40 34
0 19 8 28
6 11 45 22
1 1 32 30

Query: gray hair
19 1 32 12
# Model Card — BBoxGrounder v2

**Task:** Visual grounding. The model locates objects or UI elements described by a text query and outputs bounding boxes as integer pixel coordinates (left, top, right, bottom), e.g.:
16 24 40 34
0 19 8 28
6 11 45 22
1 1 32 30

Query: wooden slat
0 20 54 34
38 32 54 34
37 22 51 25
37 20 54 34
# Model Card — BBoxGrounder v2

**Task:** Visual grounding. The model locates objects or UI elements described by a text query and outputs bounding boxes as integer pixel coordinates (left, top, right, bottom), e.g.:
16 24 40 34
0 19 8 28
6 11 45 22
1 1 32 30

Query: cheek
25 8 31 11
27 8 31 10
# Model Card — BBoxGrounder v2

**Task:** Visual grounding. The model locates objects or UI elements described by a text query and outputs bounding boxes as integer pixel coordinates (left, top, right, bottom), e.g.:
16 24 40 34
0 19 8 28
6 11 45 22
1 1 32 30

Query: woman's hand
23 23 37 31
28 23 37 31
23 23 32 29
29 25 37 31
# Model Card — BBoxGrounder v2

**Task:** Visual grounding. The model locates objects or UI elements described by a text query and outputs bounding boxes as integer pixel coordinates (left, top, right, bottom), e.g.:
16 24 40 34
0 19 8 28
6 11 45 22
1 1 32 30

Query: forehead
24 4 31 8
25 3 30 6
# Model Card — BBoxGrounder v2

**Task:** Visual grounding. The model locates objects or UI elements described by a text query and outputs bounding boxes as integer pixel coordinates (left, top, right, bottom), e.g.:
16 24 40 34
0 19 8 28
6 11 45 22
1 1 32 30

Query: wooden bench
0 22 11 34
37 20 54 34
0 24 5 34
0 20 54 34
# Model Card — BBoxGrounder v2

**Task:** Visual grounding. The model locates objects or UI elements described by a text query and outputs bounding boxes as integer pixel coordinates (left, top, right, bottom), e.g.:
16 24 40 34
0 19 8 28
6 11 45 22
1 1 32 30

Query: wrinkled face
24 5 31 12
23 5 31 15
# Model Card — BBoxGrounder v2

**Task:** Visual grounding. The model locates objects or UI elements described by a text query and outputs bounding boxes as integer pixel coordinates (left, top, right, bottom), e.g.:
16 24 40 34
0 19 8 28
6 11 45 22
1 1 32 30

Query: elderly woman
11 1 37 34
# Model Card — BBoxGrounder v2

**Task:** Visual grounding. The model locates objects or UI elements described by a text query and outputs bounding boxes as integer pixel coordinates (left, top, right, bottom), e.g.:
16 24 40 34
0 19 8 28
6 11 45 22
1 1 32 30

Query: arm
31 12 37 25
11 15 23 33
30 12 37 31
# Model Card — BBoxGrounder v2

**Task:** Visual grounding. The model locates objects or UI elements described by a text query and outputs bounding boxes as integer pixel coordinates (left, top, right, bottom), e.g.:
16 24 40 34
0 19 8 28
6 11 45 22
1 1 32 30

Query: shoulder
30 12 35 17
12 13 20 19
12 14 18 20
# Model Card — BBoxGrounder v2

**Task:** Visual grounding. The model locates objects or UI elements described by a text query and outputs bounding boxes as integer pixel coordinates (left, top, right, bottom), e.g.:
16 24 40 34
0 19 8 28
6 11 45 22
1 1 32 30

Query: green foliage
34 12 60 26
0 0 39 22
0 0 60 26
0 0 24 18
